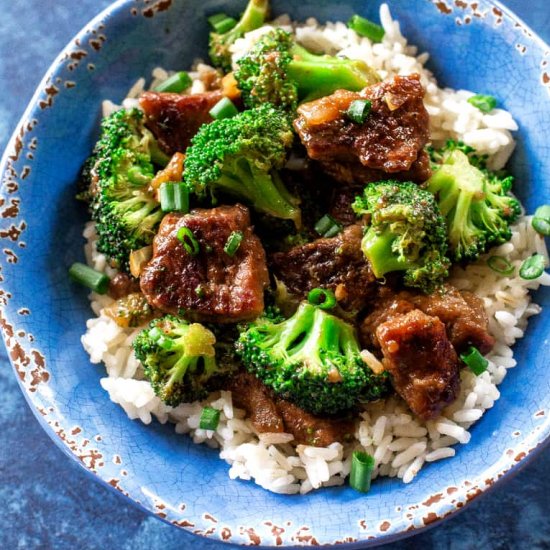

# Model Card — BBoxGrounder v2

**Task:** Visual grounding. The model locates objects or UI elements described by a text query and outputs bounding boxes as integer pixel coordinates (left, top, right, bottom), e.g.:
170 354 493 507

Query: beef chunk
359 285 495 354
228 372 355 446
108 272 141 300
139 90 223 154
376 309 460 420
140 204 269 323
270 225 377 311
294 74 431 184
328 183 364 226
228 371 284 433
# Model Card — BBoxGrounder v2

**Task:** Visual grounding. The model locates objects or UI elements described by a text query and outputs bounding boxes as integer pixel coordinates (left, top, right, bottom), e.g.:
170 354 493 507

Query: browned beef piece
276 399 355 447
270 225 377 311
140 204 269 323
359 285 495 354
108 272 141 300
294 74 431 184
319 149 432 186
228 372 355 446
328 183 364 226
228 371 284 433
139 90 223 154
376 309 460 420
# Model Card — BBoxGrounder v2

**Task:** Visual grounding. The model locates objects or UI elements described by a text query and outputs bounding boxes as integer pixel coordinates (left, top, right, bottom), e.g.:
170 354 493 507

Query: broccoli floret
352 181 450 294
184 104 301 226
133 315 220 406
83 108 169 271
104 292 154 328
209 0 269 72
235 302 389 415
426 140 521 262
235 28 380 111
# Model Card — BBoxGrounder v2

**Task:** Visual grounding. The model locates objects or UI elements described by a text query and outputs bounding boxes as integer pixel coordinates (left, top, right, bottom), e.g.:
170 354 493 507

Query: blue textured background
1 1 549 549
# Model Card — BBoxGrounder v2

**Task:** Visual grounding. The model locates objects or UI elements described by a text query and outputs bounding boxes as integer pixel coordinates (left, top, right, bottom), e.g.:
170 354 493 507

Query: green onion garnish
347 99 372 124
209 97 239 120
148 326 162 341
177 227 200 256
160 182 189 213
314 214 342 238
68 263 110 294
349 451 375 493
467 94 497 113
154 71 192 93
208 13 238 34
487 256 514 276
199 407 221 431
519 253 546 280
157 336 173 351
347 15 385 42
460 346 488 375
224 230 243 257
308 288 337 310
532 205 550 236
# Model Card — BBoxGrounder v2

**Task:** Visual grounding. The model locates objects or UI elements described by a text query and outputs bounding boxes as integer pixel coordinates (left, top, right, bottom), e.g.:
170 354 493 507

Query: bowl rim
1 0 549 547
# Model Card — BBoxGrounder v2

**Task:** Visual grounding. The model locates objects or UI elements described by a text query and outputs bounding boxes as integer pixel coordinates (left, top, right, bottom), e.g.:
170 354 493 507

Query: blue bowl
1 0 549 546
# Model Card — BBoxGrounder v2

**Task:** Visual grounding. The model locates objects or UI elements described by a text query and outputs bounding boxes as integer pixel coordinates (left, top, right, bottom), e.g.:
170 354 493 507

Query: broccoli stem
233 0 269 35
217 161 301 226
361 227 410 278
287 44 378 100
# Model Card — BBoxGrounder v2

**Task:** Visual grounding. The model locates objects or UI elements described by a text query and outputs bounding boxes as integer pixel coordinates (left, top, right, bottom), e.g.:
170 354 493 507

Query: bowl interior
2 0 550 546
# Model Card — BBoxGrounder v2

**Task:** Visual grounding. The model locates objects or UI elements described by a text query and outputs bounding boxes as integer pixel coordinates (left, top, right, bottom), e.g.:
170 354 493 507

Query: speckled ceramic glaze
1 0 549 546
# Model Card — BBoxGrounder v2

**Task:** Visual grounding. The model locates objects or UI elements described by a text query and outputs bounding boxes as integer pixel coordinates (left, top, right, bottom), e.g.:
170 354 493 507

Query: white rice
81 4 550 494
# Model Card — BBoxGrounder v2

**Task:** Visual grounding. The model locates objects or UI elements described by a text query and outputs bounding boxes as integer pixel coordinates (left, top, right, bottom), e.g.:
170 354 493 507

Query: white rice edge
81 4 548 494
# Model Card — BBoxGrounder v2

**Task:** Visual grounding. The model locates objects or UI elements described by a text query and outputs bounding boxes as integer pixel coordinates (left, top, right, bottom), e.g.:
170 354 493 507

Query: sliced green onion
519 253 546 280
224 230 243 256
532 205 550 236
199 407 221 431
177 227 200 256
487 256 514 276
467 94 497 113
308 288 337 310
347 15 385 42
349 451 375 493
160 182 189 213
208 13 238 33
314 214 342 238
69 263 110 294
195 284 205 298
460 346 488 375
209 97 239 120
154 71 192 93
346 99 372 124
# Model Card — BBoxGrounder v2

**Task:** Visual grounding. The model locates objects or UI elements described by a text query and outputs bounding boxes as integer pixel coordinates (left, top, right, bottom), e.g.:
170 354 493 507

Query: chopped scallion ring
532 205 550 236
346 99 372 124
487 256 514 276
208 13 237 34
154 71 192 93
349 451 375 493
209 97 239 120
199 407 221 431
347 15 385 42
307 288 337 310
177 227 200 256
68 262 110 294
519 253 546 280
460 346 488 375
160 182 189 213
467 94 497 113
224 230 243 256
314 214 342 238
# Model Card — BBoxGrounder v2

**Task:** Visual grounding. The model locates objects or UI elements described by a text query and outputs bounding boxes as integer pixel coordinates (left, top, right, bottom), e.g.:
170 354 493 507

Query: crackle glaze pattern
1 0 549 546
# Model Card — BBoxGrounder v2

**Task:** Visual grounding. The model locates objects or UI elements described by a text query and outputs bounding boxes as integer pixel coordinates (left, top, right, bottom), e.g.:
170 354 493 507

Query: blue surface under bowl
1 0 549 546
